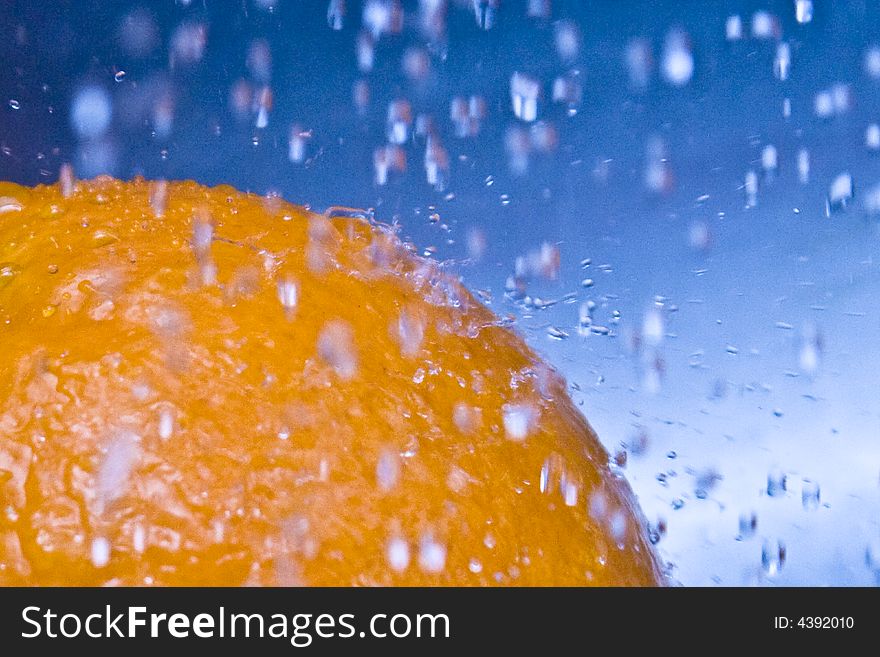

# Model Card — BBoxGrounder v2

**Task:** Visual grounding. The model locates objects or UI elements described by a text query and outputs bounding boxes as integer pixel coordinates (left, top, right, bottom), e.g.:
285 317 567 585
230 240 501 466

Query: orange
0 176 662 586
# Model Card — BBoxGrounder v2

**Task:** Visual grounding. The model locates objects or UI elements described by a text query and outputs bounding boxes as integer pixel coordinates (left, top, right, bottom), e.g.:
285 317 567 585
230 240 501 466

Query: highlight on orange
0 177 662 586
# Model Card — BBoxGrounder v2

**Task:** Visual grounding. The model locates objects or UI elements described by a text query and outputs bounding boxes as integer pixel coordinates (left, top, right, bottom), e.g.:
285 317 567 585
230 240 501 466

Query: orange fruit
0 176 662 586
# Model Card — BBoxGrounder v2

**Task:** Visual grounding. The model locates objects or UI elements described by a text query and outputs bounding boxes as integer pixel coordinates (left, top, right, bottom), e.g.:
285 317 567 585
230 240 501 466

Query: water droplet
761 144 778 178
148 179 168 217
510 72 541 122
276 278 298 318
825 172 854 216
395 309 424 358
609 510 627 542
114 70 126 82
644 136 673 194
751 11 780 39
317 320 358 380
866 124 880 151
744 169 758 208
363 0 402 38
553 20 580 62
625 38 652 89
589 491 609 520
386 537 410 572
798 323 822 374
577 301 595 335
473 0 498 30
158 407 174 440
96 431 140 513
552 72 582 114
8 99 20 110
352 79 370 114
255 104 269 130
819 83 852 118
133 524 146 554
563 480 579 507
386 99 412 144
424 136 449 190
91 537 111 568
814 90 834 118
761 539 786 576
452 402 479 434
376 450 401 492
866 46 880 78
288 124 311 164
540 452 566 495
356 30 375 72
468 557 483 574
773 42 791 81
502 403 536 442
795 0 813 24
767 468 787 497
738 512 757 540
529 122 557 153
725 15 743 41
0 197 22 213
373 145 406 185
797 148 810 184
169 21 207 67
418 534 446 573
91 229 119 248
402 47 431 82
71 86 112 139
801 478 820 510
661 30 694 86
648 518 667 544
642 308 664 345
327 0 345 30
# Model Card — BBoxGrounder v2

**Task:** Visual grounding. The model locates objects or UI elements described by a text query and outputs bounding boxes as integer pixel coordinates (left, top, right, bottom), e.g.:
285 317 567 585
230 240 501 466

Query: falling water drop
795 0 813 24
386 537 410 572
761 539 786 576
327 0 345 30
825 172 854 216
91 537 111 568
510 73 541 122
801 479 820 510
418 534 447 573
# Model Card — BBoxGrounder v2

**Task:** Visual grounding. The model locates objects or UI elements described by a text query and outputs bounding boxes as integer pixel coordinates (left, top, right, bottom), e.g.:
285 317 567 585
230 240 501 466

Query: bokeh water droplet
801 479 821 510
761 539 786 576
91 537 111 568
661 30 693 87
386 536 410 572
418 534 446 573
502 403 536 441
795 0 813 24
510 73 541 122
825 172 854 216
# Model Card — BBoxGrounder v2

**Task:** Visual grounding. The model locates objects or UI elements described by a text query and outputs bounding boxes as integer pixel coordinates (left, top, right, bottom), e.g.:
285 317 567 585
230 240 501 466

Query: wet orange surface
0 177 662 585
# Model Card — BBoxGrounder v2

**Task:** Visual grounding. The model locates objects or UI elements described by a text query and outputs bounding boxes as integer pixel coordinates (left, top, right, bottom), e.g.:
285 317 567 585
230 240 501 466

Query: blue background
2 0 879 585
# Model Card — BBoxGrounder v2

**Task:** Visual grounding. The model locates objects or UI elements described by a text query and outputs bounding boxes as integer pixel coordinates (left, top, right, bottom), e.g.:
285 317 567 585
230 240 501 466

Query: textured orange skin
0 177 662 586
